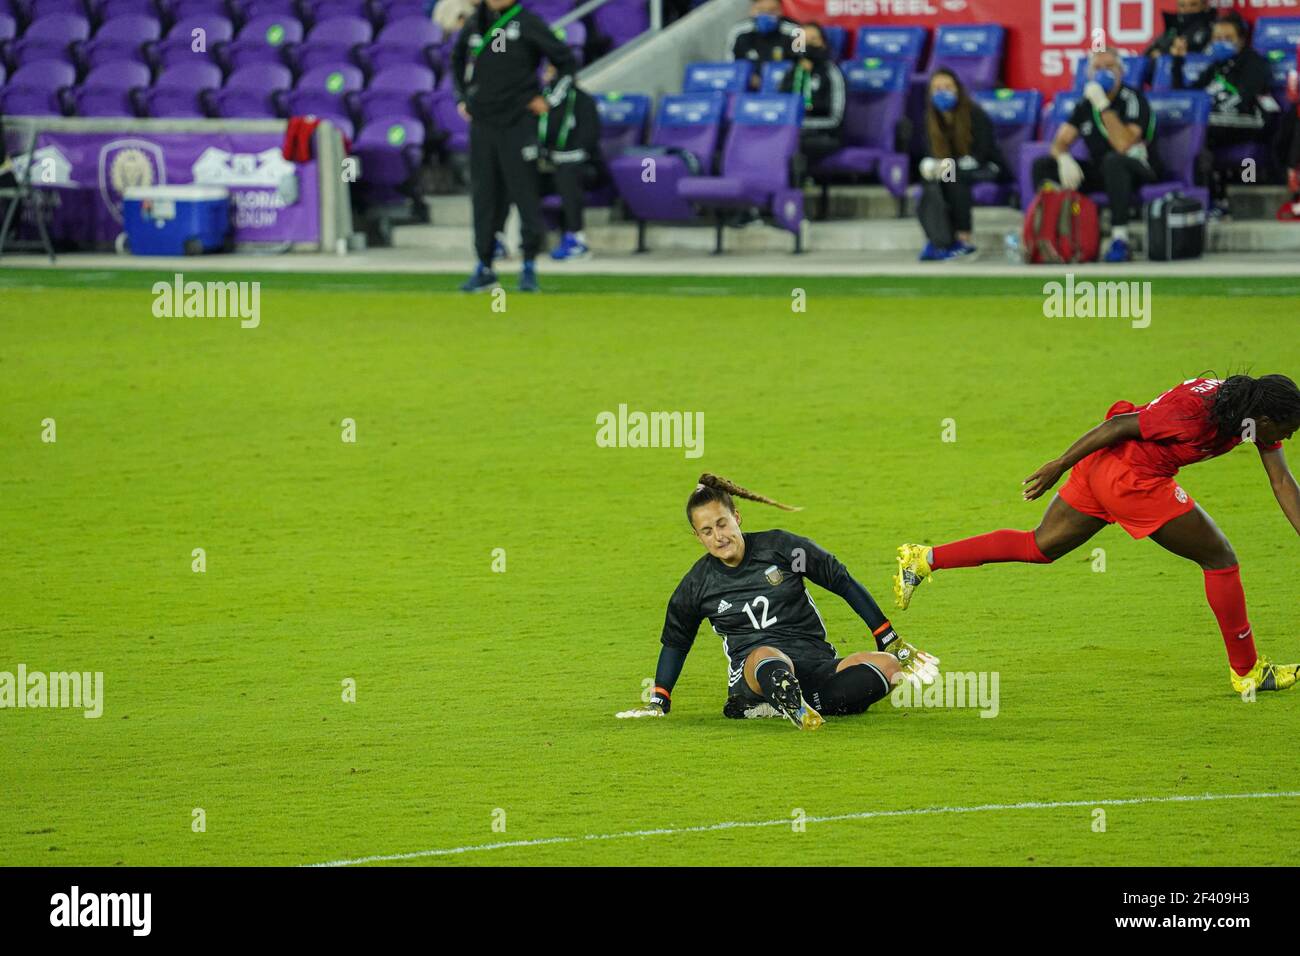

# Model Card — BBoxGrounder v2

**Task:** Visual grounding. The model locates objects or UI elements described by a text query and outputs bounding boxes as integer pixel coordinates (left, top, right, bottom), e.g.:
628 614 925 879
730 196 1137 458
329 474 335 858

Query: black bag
1146 192 1205 261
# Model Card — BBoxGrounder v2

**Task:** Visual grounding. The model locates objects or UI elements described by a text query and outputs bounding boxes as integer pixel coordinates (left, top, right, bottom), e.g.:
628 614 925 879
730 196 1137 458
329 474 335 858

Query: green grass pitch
2 269 1297 866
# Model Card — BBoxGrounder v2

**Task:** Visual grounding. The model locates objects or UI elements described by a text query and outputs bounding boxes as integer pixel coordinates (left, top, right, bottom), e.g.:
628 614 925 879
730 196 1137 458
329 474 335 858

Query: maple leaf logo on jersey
717 599 732 614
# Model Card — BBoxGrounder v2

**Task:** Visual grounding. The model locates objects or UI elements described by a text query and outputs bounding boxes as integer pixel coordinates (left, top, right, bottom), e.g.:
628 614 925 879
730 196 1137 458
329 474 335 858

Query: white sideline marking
306 789 1300 867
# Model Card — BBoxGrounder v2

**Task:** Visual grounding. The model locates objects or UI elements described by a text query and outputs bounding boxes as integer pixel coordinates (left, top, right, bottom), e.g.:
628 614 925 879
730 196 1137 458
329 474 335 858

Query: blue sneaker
550 232 590 261
946 241 979 261
459 263 498 293
919 241 945 261
518 260 540 293
1103 237 1131 263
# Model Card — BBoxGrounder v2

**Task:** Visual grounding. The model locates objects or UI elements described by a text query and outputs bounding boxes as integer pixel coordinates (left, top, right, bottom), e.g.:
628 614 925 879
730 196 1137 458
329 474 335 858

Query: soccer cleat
1230 655 1297 694
1103 237 1131 262
518 262 540 293
723 697 783 720
549 232 590 261
459 264 498 293
893 543 933 610
762 666 824 730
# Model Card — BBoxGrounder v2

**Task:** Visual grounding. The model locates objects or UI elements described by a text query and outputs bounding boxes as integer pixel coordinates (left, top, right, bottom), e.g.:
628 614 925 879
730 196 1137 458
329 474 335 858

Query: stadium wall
580 0 750 96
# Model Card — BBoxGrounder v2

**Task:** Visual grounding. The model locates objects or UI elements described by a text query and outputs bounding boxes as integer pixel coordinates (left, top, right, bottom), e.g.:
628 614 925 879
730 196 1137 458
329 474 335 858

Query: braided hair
685 473 801 525
1207 374 1300 444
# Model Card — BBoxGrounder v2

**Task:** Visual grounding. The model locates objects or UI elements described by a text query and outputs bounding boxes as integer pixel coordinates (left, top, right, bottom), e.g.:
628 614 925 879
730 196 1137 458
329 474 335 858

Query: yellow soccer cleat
1230 655 1298 694
765 666 824 731
893 544 933 610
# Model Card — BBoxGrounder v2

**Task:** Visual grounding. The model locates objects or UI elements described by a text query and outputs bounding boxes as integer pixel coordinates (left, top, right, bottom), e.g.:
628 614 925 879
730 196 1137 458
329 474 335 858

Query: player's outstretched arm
1023 413 1142 500
1260 445 1300 535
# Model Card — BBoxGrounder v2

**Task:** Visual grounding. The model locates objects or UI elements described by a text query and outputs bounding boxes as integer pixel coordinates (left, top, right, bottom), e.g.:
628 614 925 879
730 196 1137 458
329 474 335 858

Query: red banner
780 0 1286 93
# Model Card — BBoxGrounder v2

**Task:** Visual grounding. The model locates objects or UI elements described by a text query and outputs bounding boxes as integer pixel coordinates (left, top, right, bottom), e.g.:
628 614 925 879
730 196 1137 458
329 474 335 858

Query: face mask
931 88 958 112
1209 40 1237 61
804 43 827 60
1091 67 1117 93
753 13 778 34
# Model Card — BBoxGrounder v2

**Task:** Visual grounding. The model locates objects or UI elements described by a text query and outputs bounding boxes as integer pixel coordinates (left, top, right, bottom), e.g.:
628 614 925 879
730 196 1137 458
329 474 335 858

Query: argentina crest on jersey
764 564 784 586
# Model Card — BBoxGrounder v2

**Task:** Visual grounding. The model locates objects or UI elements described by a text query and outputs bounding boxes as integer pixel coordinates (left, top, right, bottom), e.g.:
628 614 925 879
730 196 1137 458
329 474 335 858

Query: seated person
538 64 606 261
915 69 1007 262
1144 0 1214 64
1032 48 1157 263
1172 11 1276 218
778 23 845 169
726 0 801 90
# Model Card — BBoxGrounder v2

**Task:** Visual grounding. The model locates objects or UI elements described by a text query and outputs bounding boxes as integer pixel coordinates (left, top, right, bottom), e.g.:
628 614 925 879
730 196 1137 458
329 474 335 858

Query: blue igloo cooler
122 185 232 256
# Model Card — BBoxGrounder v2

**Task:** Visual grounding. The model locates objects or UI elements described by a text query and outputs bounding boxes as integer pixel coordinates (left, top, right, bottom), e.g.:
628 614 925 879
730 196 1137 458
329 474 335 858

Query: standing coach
452 0 577 293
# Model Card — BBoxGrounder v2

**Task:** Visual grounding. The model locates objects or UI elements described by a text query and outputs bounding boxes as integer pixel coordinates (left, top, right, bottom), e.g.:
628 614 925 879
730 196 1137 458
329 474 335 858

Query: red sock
931 530 1052 570
1203 565 1257 676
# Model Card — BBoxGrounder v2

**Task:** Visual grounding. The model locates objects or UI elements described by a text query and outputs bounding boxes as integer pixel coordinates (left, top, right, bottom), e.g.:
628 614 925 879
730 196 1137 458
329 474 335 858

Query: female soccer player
894 375 1300 693
616 474 938 730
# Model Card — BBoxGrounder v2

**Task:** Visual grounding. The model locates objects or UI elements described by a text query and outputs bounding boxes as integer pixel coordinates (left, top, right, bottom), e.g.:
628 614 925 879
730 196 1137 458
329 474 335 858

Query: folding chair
0 120 58 261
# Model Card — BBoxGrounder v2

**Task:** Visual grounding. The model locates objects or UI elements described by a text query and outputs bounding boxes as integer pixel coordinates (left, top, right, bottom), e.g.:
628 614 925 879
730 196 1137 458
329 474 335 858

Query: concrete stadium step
396 211 1300 259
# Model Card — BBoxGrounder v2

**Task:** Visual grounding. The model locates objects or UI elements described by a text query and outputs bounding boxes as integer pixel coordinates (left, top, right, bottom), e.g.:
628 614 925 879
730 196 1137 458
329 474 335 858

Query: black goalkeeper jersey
660 528 888 669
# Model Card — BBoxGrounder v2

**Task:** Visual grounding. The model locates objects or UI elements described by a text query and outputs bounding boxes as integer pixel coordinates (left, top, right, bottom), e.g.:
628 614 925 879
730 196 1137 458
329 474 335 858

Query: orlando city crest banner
1 129 321 247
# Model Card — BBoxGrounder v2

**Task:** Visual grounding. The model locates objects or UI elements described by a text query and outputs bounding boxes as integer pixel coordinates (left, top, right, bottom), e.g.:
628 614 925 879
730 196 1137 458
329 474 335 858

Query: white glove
1083 80 1110 110
919 157 943 181
615 703 665 719
1056 152 1084 191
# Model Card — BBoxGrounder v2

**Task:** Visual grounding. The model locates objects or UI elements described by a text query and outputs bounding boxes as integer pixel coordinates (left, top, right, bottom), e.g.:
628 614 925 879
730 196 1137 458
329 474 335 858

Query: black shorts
727 655 892 716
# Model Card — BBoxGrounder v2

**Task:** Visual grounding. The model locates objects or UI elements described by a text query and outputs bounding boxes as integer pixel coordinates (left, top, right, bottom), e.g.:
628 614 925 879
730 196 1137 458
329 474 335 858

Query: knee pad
813 662 892 717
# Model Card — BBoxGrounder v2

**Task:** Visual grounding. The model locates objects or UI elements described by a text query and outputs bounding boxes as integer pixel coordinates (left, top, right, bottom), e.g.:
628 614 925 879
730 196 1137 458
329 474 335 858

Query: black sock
753 657 789 701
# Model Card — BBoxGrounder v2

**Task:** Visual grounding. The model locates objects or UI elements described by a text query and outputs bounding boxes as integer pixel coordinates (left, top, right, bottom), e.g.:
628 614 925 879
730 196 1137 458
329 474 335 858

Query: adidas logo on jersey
717 599 732 613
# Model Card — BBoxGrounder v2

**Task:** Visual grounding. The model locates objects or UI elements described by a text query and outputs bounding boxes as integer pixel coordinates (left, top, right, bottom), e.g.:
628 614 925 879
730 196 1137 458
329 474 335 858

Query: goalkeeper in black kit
616 474 940 730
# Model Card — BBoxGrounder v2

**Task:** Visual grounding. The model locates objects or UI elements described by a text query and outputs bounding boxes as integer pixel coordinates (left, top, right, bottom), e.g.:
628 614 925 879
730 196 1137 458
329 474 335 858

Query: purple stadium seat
287 14 371 72
284 61 361 136
371 0 427 27
1151 53 1212 92
148 15 233 69
77 14 161 70
1017 93 1086 208
593 0 646 52
353 62 431 126
96 0 159 19
0 13 16 45
821 24 845 60
357 13 437 72
609 90 726 243
552 19 583 65
928 23 1003 90
68 58 150 115
209 59 290 115
169 0 232 22
302 0 372 26
241 0 297 22
220 14 302 71
1130 91 1211 209
759 60 791 92
592 91 649 155
1253 17 1300 93
8 14 91 69
677 93 805 252
682 60 752 123
352 113 424 201
428 82 467 152
969 88 1041 206
140 58 220 114
25 0 87 19
530 0 572 23
853 25 925 67
810 57 910 201
0 56 74 113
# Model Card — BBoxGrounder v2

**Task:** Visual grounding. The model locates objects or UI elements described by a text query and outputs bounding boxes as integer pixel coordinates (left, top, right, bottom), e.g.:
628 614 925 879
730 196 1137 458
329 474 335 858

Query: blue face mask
1209 40 1237 62
753 13 777 34
1091 67 1117 93
931 88 958 112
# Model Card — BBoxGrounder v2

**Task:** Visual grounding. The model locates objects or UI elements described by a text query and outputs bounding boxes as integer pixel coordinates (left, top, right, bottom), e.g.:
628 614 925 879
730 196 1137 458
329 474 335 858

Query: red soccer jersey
1108 378 1283 479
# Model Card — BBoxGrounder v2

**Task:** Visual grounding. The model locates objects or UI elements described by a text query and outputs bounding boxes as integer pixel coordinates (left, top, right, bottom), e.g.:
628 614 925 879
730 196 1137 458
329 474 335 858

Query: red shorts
1058 448 1196 539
